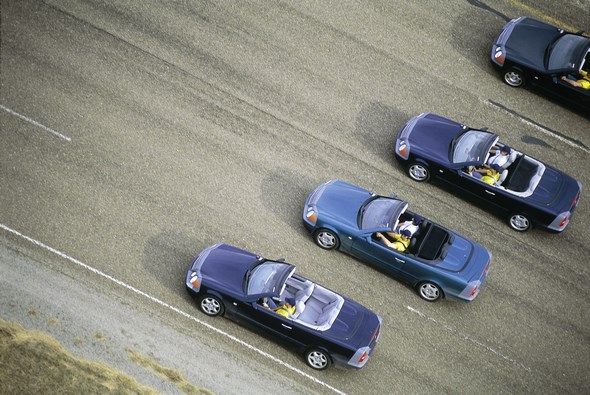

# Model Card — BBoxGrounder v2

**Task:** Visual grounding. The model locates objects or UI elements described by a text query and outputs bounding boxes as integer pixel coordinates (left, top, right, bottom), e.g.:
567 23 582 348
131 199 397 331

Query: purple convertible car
186 243 382 370
395 112 582 232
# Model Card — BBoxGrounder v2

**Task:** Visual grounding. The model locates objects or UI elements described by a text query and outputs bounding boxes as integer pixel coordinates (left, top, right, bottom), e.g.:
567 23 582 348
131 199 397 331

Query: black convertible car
395 113 582 233
491 16 590 114
186 243 382 370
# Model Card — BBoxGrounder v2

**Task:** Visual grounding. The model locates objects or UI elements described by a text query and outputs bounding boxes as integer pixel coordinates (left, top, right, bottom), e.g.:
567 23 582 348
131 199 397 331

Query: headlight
493 47 504 65
305 207 318 224
397 140 409 160
189 272 201 289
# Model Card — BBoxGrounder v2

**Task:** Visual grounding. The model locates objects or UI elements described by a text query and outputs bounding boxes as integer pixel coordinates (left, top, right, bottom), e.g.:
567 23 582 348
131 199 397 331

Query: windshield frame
546 34 590 71
245 260 295 297
358 196 408 230
450 129 498 165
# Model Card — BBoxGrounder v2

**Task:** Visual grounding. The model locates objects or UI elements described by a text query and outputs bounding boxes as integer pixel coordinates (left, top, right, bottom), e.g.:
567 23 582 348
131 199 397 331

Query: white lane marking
0 223 346 395
407 306 531 372
0 104 72 142
483 100 589 154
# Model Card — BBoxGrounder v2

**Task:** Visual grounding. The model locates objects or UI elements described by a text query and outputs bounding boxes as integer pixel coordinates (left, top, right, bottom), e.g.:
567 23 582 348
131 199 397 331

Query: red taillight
559 216 568 227
470 285 479 297
358 351 368 363
571 193 580 209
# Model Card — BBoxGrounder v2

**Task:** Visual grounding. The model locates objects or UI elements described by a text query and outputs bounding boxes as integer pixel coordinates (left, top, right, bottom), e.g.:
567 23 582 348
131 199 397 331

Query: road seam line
1 104 72 142
484 99 589 154
407 306 531 372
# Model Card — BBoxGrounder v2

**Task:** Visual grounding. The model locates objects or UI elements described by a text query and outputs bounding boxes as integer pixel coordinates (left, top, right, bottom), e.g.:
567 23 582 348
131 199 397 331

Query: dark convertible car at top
303 180 491 302
395 112 582 232
491 16 590 113
186 243 382 370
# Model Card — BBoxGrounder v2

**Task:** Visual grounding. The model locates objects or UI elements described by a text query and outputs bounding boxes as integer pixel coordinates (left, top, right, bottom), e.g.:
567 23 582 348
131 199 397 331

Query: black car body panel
491 17 590 114
395 113 582 232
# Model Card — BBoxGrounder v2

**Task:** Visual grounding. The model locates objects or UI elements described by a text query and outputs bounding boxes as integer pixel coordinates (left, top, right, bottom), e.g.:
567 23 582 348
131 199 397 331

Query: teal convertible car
303 180 492 302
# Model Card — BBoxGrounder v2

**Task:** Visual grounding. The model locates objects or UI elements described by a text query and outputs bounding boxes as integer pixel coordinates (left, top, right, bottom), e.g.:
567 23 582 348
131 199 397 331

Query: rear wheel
508 213 531 232
313 229 340 250
417 282 442 302
198 295 224 317
503 68 526 87
407 162 430 182
305 348 332 370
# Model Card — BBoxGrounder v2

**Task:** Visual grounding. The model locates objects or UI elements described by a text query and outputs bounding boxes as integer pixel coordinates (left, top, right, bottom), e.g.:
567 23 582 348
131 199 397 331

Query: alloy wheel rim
308 351 328 369
317 232 335 248
511 215 529 231
202 298 220 314
420 283 439 300
410 165 427 181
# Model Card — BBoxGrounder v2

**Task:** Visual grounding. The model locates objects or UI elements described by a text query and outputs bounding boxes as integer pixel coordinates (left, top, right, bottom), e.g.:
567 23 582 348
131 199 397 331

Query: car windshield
360 197 407 229
451 130 497 164
547 34 590 70
246 261 294 295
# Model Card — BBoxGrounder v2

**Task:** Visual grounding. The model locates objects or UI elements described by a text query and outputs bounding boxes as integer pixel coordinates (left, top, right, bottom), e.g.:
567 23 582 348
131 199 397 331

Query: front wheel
305 348 332 370
313 229 340 250
417 282 442 302
508 213 531 232
407 162 430 182
503 68 526 87
198 295 225 317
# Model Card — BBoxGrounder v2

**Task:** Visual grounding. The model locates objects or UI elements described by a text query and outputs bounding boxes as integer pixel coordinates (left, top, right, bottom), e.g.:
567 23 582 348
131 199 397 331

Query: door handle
484 190 495 196
281 324 292 329
394 257 405 263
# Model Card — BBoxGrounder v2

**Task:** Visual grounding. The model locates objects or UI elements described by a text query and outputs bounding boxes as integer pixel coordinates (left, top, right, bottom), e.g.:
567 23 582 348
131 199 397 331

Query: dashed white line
407 306 531 372
0 104 72 142
0 223 347 395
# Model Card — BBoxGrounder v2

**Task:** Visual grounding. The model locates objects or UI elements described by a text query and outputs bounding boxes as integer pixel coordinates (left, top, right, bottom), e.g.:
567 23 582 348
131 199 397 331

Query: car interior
461 143 544 196
373 211 453 263
263 274 344 331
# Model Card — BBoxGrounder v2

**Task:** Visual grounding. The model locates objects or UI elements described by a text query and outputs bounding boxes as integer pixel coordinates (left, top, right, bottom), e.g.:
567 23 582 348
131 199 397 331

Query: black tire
503 67 526 87
198 294 225 317
305 348 332 370
407 162 430 182
508 213 531 232
417 282 443 302
313 229 340 250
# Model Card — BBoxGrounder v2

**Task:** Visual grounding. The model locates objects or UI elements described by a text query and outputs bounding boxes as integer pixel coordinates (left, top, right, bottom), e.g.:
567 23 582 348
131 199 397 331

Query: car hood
407 113 461 166
199 244 258 295
505 18 561 70
316 180 372 228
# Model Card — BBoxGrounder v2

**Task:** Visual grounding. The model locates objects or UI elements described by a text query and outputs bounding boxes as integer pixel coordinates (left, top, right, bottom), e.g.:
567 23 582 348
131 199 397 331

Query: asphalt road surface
1 1 589 394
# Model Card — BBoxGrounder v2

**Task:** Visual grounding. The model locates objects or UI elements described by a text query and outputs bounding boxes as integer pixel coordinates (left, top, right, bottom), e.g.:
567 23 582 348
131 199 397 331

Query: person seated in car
264 297 296 318
375 229 411 252
395 215 422 237
561 70 590 90
471 164 502 185
487 145 511 168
